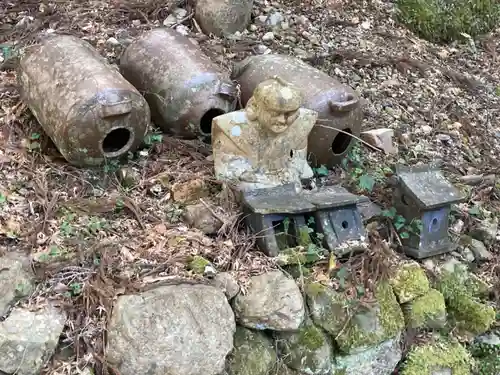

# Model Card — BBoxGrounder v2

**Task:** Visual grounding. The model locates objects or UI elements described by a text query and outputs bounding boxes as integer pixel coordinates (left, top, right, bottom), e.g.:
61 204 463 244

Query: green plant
313 165 329 177
341 142 391 193
382 207 423 239
395 0 500 43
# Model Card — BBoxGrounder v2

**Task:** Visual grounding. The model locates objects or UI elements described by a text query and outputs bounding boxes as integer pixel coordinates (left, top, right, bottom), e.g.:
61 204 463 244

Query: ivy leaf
394 215 406 230
336 267 349 289
400 231 410 239
314 165 329 177
358 174 375 192
382 207 397 219
468 205 481 216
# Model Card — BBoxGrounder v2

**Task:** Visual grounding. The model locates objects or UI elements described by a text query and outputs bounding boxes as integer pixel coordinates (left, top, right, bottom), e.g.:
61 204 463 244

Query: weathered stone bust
212 76 318 191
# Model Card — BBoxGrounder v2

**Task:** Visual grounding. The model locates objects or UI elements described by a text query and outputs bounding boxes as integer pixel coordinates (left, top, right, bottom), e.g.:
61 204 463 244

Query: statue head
246 77 303 134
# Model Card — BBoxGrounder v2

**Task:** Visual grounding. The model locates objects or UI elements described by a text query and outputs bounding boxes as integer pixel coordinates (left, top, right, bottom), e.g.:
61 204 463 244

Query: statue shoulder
212 110 248 134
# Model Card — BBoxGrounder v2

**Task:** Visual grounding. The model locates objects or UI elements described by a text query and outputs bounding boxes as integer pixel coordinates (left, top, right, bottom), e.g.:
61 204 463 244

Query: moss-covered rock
390 261 430 304
226 326 277 375
395 0 500 43
332 336 402 375
402 288 446 329
274 316 333 374
187 255 211 274
436 263 495 335
401 339 473 375
305 282 350 336
233 270 305 331
335 283 405 354
469 330 500 374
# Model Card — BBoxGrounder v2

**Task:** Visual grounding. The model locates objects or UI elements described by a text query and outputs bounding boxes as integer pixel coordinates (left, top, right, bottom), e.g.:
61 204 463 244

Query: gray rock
306 283 404 354
332 336 402 375
459 247 476 262
0 252 35 316
305 283 349 336
107 283 236 375
468 238 492 261
255 15 268 25
255 44 271 54
233 270 305 331
183 203 223 234
267 12 284 26
212 272 240 299
274 317 333 374
226 326 277 375
163 14 177 26
106 37 120 46
470 217 498 244
262 32 275 41
475 330 500 346
0 306 66 375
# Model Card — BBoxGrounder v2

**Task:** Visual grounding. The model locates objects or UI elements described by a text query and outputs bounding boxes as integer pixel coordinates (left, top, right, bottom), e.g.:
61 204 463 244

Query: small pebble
262 32 274 41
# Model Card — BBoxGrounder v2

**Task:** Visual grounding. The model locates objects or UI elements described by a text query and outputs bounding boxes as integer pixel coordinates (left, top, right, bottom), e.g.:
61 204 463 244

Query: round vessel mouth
101 127 134 158
331 128 353 155
200 108 226 138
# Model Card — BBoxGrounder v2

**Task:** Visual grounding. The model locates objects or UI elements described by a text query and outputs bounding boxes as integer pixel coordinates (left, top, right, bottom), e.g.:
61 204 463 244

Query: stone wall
0 248 498 375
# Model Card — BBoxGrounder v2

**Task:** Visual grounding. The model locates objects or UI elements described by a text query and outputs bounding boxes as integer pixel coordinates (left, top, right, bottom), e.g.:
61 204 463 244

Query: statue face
257 108 300 134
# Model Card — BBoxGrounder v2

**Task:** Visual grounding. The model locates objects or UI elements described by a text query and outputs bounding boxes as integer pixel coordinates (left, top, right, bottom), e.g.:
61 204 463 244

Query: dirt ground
0 0 499 374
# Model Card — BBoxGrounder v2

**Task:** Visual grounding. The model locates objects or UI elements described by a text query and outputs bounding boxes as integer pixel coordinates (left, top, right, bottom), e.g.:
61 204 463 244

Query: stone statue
212 76 318 191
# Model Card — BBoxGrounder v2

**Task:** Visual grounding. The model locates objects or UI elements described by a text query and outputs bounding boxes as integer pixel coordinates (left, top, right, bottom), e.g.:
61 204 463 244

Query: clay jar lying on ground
119 28 238 142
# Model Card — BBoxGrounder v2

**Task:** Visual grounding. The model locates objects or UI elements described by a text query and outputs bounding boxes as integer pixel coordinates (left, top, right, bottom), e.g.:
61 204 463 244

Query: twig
314 121 384 153
199 198 226 223
170 11 194 28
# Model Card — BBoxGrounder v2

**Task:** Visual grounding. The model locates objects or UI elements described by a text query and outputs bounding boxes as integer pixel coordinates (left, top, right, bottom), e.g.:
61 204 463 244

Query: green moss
333 369 348 375
276 247 320 266
305 282 328 297
476 353 500 374
187 255 210 274
390 262 430 304
403 288 446 329
228 326 277 375
395 0 500 43
336 283 404 353
297 324 325 351
401 340 473 375
298 225 312 246
275 318 332 374
375 282 405 336
437 269 495 335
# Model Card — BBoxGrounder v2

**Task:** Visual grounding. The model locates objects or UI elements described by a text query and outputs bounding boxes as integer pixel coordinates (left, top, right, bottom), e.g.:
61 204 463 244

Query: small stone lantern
242 184 366 257
393 164 465 259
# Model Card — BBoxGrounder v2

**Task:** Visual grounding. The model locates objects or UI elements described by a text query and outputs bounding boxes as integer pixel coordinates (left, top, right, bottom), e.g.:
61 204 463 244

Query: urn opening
331 128 352 155
200 108 226 135
101 127 132 157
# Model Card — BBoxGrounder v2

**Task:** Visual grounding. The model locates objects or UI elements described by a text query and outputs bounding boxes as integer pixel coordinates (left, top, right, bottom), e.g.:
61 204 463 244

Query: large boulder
0 252 35 315
226 326 277 375
390 261 430 304
274 316 333 374
400 339 473 375
332 336 402 375
306 282 404 354
233 271 305 331
435 260 495 335
106 283 236 375
0 305 66 375
402 288 447 329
